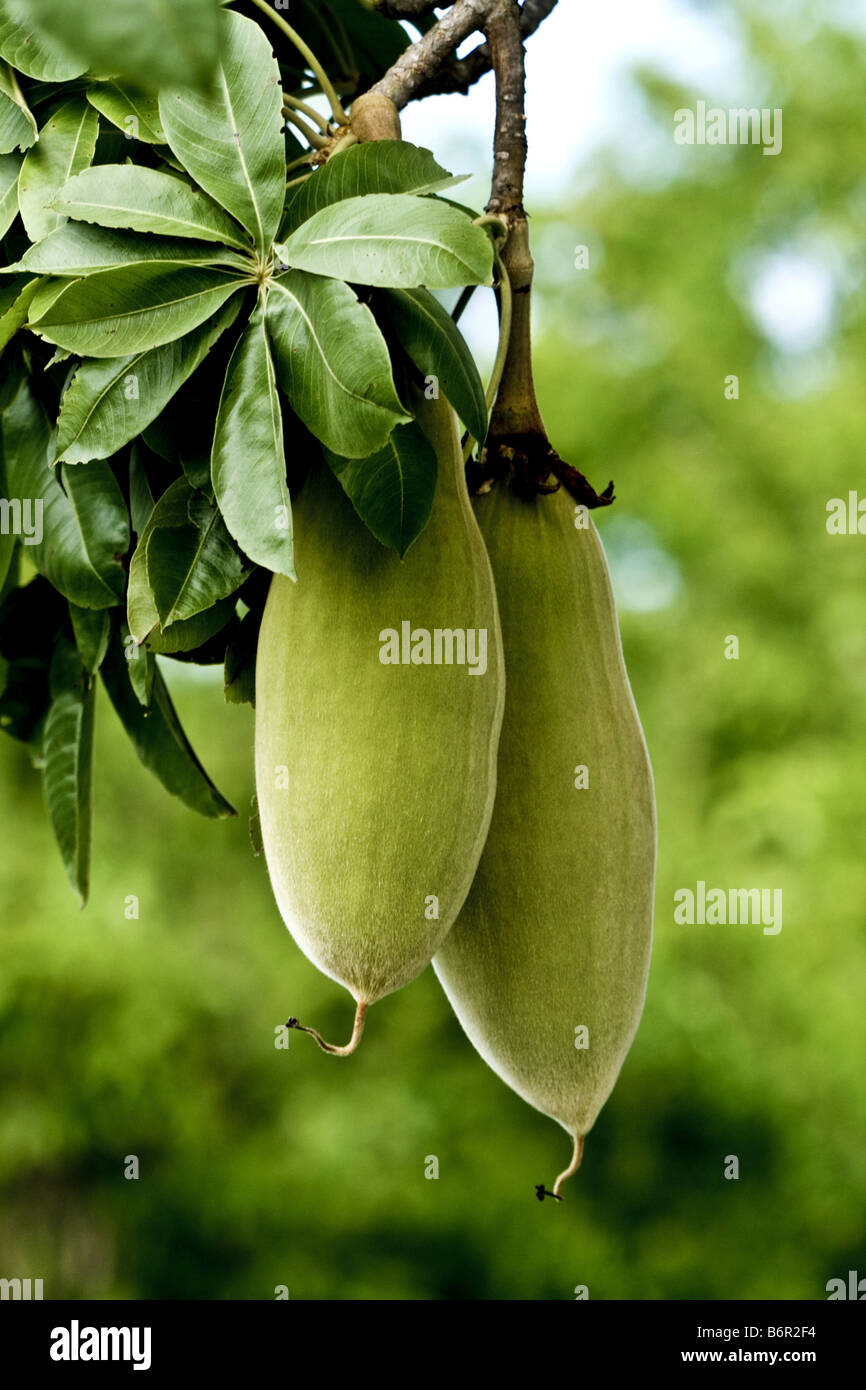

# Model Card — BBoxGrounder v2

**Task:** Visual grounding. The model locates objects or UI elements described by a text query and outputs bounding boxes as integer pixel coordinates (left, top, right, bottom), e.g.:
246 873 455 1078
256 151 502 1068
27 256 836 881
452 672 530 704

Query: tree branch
369 0 498 108
485 0 526 218
413 0 559 100
476 0 613 507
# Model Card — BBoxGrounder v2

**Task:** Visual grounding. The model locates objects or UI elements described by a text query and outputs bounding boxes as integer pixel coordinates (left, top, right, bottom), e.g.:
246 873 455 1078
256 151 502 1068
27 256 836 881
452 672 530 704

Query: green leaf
149 487 247 629
18 0 221 92
0 274 38 352
0 61 36 154
101 634 235 819
86 83 166 145
224 604 260 707
380 286 488 444
0 1 87 80
42 638 95 906
28 262 247 357
53 164 251 249
24 275 70 321
282 193 494 289
127 476 246 641
56 296 240 464
19 98 99 244
268 270 408 458
17 222 250 277
0 150 20 236
3 379 129 608
159 9 285 256
0 268 23 312
212 300 294 578
126 520 159 644
45 346 73 368
282 140 466 237
120 619 154 706
128 445 155 537
147 596 235 655
324 420 437 557
68 601 110 674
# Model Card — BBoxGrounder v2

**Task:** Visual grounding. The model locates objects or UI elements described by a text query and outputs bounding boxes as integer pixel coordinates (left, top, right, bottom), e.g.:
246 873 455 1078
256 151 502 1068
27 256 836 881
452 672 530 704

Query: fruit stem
552 1133 585 1199
286 999 368 1056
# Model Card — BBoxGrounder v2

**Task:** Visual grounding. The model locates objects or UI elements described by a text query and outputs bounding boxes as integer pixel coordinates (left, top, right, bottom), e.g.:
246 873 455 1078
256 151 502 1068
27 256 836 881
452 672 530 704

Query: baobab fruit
254 390 505 1053
433 482 656 1194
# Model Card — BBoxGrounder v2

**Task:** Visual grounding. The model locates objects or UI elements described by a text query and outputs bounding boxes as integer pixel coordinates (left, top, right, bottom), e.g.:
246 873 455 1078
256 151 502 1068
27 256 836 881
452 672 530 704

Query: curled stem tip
552 1133 585 1200
286 999 368 1056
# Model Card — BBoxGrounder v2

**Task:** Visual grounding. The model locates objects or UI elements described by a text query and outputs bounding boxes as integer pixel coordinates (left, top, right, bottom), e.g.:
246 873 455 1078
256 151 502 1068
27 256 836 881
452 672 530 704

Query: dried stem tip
286 1000 369 1056
552 1133 585 1199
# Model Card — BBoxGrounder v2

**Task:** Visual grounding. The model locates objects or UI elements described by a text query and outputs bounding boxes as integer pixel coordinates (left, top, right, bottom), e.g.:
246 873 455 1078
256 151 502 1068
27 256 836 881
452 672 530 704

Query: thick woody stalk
482 0 613 506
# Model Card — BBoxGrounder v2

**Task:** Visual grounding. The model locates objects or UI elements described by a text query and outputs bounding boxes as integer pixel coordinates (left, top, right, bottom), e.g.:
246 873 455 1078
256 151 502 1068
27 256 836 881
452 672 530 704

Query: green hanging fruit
254 391 505 1053
433 482 656 1196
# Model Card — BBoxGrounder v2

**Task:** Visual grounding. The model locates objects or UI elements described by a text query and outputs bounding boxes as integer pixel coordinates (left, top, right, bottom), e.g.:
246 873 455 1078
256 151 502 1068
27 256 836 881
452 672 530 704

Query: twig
369 0 498 108
478 0 613 507
485 0 527 217
414 0 559 100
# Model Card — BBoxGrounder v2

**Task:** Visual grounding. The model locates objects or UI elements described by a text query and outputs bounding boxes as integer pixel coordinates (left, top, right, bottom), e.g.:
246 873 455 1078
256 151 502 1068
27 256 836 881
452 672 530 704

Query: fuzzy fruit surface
255 393 505 1005
433 484 656 1141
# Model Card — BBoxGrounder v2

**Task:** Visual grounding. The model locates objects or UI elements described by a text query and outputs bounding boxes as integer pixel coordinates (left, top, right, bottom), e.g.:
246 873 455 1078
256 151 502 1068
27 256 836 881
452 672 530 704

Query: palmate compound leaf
267 270 409 459
379 286 489 446
281 194 495 289
324 419 437 558
18 98 99 244
101 631 236 819
52 165 252 249
27 262 249 358
14 0 221 92
2 379 129 609
0 61 36 154
56 296 241 465
159 8 285 257
281 140 468 237
15 222 251 277
127 476 247 644
211 298 294 579
0 0 87 81
42 637 95 906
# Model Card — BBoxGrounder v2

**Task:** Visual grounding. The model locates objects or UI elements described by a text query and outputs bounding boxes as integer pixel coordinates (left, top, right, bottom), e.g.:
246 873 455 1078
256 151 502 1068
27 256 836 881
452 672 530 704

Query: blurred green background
2 2 865 1299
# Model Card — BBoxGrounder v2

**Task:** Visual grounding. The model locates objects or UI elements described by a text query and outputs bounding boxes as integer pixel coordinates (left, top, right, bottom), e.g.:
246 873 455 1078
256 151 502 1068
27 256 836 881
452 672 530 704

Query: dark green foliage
0 0 489 892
